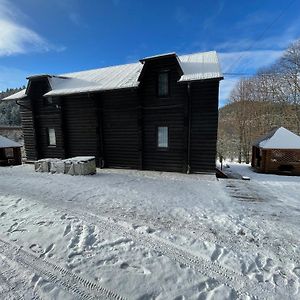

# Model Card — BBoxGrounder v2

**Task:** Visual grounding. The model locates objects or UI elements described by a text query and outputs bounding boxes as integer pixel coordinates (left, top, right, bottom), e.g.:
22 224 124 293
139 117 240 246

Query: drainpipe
187 82 192 174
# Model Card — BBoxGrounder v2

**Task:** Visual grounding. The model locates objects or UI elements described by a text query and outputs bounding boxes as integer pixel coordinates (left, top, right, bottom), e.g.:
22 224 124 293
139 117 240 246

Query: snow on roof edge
254 127 300 149
0 135 21 148
4 50 223 98
2 89 27 101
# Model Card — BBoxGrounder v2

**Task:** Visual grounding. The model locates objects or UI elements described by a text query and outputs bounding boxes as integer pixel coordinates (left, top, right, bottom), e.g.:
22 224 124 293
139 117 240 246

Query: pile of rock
35 156 96 175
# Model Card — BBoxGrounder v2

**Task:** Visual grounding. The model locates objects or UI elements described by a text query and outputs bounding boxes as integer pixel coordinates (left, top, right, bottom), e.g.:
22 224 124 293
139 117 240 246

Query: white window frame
157 126 169 148
48 128 56 146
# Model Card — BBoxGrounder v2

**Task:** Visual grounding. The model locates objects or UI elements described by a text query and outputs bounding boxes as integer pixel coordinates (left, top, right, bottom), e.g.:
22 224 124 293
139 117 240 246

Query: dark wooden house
0 135 22 166
3 51 223 173
252 127 300 175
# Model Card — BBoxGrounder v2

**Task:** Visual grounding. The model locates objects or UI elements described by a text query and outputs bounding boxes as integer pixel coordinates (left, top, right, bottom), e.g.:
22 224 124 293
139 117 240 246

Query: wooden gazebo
252 127 300 175
0 135 22 166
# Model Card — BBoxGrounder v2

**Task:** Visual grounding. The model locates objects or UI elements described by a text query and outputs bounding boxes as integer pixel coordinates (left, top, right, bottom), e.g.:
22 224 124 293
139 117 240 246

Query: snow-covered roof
0 135 21 148
178 51 222 81
45 63 142 96
254 127 300 149
2 89 27 101
2 51 222 100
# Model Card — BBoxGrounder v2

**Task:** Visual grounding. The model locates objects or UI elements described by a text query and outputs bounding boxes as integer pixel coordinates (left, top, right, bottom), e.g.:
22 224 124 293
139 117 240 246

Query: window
48 128 56 146
158 72 169 97
157 126 168 148
44 97 53 106
5 148 14 158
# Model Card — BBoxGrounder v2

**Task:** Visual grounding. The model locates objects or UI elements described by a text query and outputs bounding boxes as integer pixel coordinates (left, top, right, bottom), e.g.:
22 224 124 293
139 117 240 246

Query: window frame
156 126 169 150
47 128 57 147
43 96 54 106
4 148 14 158
157 71 170 98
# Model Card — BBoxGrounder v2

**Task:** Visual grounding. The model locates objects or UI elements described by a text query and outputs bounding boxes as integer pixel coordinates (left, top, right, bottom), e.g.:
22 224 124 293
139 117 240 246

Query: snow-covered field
0 164 299 299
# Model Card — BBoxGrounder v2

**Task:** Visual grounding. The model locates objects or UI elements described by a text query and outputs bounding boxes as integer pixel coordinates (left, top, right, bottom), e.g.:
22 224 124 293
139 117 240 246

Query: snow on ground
0 164 299 299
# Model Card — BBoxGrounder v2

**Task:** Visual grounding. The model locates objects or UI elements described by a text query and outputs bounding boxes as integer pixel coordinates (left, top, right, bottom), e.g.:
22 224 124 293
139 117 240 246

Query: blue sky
0 0 299 106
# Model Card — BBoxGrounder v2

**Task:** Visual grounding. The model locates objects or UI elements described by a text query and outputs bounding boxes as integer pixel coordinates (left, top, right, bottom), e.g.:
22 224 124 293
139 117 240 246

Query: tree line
0 87 24 126
218 40 300 163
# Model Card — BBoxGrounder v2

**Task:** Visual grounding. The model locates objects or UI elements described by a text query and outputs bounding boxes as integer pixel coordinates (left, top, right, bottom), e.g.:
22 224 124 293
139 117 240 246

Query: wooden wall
190 80 219 173
29 79 65 159
63 95 99 162
140 57 187 172
19 98 37 161
101 89 141 169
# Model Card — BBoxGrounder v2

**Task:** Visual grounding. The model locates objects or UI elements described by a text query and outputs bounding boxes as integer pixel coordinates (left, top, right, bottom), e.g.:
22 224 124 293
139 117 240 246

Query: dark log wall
190 80 219 173
101 89 141 169
140 57 187 172
63 95 98 161
29 79 65 159
19 98 37 160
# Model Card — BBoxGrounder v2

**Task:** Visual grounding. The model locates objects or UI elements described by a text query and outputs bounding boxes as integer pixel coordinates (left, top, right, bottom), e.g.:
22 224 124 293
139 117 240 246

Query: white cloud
217 49 284 106
0 0 64 56
215 20 300 106
219 49 283 73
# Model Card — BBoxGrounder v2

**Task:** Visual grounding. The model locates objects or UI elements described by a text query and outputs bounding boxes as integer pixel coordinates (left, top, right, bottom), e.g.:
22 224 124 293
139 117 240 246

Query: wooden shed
252 127 300 175
3 51 223 174
0 135 22 166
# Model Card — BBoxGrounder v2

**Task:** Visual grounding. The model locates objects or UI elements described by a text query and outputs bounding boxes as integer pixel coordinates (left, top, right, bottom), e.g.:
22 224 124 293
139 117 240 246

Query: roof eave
43 84 140 97
177 76 224 83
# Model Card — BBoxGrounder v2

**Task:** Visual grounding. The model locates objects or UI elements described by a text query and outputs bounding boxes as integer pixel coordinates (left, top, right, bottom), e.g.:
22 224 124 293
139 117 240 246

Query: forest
0 87 24 126
218 40 300 163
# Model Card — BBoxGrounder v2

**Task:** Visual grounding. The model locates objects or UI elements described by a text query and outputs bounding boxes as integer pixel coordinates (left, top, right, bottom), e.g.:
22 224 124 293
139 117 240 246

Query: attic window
47 128 56 146
158 72 169 97
44 97 56 106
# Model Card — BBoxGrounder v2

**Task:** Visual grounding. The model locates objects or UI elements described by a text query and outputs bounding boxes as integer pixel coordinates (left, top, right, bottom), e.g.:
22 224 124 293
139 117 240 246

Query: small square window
48 128 56 146
158 126 168 148
158 72 169 97
44 97 53 106
5 148 14 158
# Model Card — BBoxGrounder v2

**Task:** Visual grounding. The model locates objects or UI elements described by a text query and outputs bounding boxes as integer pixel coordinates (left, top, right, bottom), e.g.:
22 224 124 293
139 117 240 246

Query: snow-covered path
0 164 299 299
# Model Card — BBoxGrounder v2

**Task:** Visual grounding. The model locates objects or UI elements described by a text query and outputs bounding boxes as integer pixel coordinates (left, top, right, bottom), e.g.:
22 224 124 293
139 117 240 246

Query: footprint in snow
30 244 44 254
120 262 151 275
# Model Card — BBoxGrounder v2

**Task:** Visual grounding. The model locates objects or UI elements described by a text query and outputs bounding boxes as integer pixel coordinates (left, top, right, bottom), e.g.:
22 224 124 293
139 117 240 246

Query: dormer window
44 96 53 106
158 71 169 97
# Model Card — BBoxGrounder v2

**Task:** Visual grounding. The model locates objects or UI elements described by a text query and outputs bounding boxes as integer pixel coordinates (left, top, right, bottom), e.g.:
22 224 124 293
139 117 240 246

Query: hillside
218 101 300 162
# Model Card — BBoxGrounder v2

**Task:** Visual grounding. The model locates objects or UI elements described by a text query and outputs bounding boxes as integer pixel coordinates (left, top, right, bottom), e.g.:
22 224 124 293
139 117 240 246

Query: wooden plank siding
190 80 219 173
101 89 141 169
63 95 99 163
19 98 38 160
140 57 188 172
29 79 65 159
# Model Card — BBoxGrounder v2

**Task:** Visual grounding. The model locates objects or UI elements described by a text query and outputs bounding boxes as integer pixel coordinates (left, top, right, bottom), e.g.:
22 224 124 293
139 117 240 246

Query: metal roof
2 89 27 101
0 135 21 148
178 51 223 81
3 51 222 100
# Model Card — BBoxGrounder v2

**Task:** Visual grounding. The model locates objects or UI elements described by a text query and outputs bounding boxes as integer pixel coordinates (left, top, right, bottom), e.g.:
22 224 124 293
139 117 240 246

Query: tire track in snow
0 257 27 300
68 207 276 300
0 238 127 300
